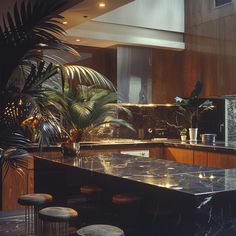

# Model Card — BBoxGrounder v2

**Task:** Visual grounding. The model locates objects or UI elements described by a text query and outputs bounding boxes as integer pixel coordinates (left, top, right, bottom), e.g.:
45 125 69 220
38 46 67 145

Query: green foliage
175 81 214 128
0 0 134 172
64 86 134 141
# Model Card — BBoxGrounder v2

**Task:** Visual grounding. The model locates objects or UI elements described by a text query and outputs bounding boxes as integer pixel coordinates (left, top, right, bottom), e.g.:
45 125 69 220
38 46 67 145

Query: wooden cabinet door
1 158 34 210
149 147 164 159
208 152 236 168
164 147 194 164
193 151 208 167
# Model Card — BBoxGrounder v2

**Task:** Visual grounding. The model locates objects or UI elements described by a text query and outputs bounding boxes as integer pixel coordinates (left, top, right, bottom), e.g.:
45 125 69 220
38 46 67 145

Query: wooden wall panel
152 48 184 103
72 45 117 87
184 0 236 97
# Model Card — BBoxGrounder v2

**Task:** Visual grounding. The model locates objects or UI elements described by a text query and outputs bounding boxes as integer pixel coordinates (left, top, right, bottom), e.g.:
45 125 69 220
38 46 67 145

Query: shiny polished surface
36 153 236 196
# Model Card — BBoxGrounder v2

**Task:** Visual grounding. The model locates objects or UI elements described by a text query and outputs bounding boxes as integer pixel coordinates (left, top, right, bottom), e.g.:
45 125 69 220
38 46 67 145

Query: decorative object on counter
200 134 216 144
175 81 214 141
179 128 187 142
61 142 80 157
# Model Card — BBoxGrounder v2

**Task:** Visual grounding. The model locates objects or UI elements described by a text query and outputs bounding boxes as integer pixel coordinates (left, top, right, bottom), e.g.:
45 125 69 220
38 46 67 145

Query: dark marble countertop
36 153 236 196
27 138 236 155
79 139 236 154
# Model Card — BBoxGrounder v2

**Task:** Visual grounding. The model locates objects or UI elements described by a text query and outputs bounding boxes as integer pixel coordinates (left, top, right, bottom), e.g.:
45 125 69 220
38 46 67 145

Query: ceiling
60 0 185 49
60 0 134 47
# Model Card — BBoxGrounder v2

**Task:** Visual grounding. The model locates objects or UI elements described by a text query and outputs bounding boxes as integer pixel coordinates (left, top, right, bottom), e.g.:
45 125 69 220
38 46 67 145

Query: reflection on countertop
36 153 236 196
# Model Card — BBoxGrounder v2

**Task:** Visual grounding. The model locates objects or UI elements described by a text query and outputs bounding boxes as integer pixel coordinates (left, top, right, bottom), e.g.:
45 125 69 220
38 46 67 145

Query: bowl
200 134 216 143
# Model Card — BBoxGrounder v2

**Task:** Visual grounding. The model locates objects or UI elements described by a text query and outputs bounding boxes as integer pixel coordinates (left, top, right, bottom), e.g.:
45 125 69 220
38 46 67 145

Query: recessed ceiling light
99 2 106 7
62 21 68 25
76 39 81 42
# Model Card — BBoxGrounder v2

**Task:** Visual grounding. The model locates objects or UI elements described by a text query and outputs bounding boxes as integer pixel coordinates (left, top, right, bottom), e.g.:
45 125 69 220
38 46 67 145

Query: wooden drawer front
208 152 236 169
193 151 208 167
164 147 194 164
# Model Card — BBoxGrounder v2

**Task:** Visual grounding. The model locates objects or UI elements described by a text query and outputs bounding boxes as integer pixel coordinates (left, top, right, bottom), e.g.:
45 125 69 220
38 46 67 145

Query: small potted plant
179 128 187 142
175 81 214 141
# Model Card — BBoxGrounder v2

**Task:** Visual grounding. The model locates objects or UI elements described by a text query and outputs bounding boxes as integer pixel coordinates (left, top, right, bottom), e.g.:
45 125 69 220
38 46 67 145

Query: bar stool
18 193 53 235
77 224 124 236
112 193 140 205
38 206 78 236
80 185 103 195
111 193 141 228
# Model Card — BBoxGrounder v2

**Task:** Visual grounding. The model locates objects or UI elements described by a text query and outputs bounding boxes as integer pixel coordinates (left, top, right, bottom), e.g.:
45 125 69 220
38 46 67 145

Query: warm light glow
198 173 203 179
62 21 68 25
99 2 106 7
76 39 81 42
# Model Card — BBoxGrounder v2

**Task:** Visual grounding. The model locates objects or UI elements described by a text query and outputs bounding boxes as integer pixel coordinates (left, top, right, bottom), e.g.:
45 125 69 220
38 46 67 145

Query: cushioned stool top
112 193 140 205
77 224 124 236
80 185 103 194
18 193 53 206
39 207 78 222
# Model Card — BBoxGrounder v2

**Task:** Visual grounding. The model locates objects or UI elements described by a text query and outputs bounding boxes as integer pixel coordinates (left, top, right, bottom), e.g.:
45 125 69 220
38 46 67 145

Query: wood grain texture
1 158 34 210
193 150 208 166
163 147 194 164
208 152 236 168
152 48 184 103
184 0 236 97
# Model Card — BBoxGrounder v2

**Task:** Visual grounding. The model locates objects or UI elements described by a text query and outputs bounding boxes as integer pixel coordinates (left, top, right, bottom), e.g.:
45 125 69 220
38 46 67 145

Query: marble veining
37 153 236 196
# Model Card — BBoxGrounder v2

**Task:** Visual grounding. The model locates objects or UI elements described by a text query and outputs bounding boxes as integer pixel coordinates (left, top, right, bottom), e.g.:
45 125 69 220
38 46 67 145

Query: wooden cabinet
193 150 208 166
163 147 194 164
208 152 236 168
1 157 34 210
163 147 236 169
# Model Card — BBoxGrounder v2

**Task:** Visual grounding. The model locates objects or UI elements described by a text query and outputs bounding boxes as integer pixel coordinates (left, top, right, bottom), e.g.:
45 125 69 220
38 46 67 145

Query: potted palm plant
175 81 214 141
0 1 133 175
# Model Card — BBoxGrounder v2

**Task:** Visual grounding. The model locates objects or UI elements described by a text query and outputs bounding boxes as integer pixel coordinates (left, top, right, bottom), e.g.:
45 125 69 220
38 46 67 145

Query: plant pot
61 142 80 157
189 128 198 141
180 135 187 142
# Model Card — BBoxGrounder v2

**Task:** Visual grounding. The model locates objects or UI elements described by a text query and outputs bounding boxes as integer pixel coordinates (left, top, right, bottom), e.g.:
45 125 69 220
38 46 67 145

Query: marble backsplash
117 99 226 141
225 99 236 142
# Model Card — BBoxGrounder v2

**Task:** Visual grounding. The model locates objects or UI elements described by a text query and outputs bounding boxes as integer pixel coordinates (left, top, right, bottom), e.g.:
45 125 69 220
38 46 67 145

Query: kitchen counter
35 153 236 196
27 139 236 155
80 139 236 155
34 153 236 235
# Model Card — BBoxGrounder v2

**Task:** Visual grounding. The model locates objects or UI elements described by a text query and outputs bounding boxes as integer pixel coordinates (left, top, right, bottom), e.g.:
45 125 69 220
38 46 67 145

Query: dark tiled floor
0 210 25 236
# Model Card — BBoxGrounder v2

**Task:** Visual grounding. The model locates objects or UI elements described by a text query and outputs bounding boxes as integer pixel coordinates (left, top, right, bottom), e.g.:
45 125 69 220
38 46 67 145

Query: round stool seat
80 185 103 194
18 193 53 206
77 224 124 236
112 193 140 205
39 207 78 222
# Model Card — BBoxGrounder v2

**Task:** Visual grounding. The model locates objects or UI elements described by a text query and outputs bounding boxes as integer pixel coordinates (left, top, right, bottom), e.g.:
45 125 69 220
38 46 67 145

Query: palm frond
0 0 67 90
0 132 30 149
1 148 29 181
63 65 116 91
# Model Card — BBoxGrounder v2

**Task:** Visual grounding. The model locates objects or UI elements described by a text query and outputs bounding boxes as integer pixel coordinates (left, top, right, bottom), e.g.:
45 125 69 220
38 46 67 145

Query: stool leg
25 206 34 235
34 206 39 234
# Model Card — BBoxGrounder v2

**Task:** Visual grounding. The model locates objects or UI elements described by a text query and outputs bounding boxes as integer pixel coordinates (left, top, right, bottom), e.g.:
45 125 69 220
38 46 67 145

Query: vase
180 135 187 142
61 142 80 157
189 128 198 141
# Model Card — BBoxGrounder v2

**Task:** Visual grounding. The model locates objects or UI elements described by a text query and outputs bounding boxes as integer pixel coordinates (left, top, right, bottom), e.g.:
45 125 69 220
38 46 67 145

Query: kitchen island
34 152 236 236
